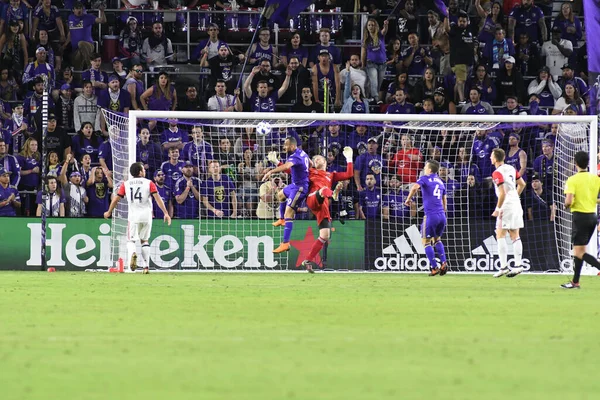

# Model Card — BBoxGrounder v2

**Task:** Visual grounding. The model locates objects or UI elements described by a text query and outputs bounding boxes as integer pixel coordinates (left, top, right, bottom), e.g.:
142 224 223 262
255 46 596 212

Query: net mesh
101 110 596 273
553 122 598 274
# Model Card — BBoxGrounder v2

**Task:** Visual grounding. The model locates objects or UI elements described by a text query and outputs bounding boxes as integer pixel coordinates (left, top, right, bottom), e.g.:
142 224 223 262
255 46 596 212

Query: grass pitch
1 272 599 400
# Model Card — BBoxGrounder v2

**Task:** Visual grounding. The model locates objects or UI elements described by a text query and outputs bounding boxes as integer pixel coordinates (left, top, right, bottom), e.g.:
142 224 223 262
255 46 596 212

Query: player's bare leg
506 229 524 278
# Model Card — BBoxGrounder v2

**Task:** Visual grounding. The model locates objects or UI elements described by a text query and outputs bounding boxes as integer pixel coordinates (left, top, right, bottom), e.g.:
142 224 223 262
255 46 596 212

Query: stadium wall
0 218 566 272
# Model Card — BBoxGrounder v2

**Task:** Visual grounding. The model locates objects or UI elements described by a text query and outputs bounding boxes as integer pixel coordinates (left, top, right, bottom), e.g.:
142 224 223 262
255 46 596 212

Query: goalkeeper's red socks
307 237 328 262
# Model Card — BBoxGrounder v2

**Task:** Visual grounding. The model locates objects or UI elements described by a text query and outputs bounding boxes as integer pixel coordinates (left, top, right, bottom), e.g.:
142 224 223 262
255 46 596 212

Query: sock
497 238 508 269
141 244 150 268
307 237 327 261
424 244 437 269
127 241 136 267
279 202 286 219
282 218 294 243
512 238 523 267
434 240 447 263
573 256 583 284
582 253 600 270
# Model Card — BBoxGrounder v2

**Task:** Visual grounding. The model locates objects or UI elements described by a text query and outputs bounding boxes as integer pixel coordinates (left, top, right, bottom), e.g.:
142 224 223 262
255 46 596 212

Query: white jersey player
490 148 526 278
104 162 171 274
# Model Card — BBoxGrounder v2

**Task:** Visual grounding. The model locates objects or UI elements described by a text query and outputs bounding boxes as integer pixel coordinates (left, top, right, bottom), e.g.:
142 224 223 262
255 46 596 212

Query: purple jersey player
262 136 310 253
406 160 449 276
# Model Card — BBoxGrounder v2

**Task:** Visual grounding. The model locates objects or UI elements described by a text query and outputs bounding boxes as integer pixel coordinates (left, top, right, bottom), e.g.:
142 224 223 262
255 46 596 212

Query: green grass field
1 272 599 400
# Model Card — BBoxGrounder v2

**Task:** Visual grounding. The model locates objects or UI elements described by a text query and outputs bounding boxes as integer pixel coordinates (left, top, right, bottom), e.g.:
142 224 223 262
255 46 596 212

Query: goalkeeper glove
267 151 279 165
342 146 353 163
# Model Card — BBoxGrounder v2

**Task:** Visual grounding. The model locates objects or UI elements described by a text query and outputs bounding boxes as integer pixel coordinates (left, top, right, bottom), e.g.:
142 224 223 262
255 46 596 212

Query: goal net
101 110 597 273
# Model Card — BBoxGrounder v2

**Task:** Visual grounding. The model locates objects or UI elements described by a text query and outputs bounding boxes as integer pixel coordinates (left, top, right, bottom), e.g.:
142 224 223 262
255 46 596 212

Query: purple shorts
421 212 446 239
283 183 308 210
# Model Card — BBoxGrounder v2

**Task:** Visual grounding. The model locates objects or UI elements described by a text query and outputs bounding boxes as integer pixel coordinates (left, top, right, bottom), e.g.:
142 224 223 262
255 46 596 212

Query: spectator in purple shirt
239 65 291 113
466 64 497 105
508 0 547 45
400 31 433 77
85 166 113 217
386 88 415 114
64 2 106 71
552 3 582 49
71 122 101 165
16 137 40 216
362 18 389 104
281 32 309 67
201 160 237 218
0 166 20 216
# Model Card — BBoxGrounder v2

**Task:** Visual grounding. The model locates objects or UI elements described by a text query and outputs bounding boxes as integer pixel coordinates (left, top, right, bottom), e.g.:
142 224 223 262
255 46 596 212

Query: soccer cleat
273 242 291 253
506 267 524 278
439 261 448 276
142 267 149 274
130 252 137 272
429 268 440 276
560 281 580 289
493 267 510 278
272 219 285 227
332 182 343 201
301 260 316 273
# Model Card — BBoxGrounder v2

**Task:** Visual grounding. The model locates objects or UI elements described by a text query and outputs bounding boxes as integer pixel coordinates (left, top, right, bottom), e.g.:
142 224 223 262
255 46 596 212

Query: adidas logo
464 235 531 271
374 225 433 271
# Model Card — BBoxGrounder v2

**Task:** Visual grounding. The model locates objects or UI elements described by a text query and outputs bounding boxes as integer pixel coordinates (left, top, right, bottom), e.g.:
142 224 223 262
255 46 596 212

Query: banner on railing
0 218 576 272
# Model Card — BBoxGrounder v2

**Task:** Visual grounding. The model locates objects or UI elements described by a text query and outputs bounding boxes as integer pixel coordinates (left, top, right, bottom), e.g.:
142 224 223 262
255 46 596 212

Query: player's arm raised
262 161 294 181
151 192 172 225
333 147 354 181
404 182 421 207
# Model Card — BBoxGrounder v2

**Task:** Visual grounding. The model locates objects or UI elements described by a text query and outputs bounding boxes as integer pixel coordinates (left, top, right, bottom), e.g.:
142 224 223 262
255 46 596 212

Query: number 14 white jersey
492 164 521 207
116 178 158 223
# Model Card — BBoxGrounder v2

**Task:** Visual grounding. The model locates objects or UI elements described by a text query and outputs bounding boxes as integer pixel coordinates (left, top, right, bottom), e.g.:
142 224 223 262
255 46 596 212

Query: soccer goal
102 110 597 273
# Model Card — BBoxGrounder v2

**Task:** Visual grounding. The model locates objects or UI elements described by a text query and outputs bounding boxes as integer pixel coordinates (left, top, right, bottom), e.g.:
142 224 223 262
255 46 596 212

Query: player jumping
490 148 527 278
405 160 449 276
301 146 354 273
263 137 310 253
104 162 172 274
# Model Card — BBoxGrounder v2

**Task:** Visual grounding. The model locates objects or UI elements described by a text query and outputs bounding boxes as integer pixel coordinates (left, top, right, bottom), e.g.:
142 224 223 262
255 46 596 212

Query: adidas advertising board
372 220 562 272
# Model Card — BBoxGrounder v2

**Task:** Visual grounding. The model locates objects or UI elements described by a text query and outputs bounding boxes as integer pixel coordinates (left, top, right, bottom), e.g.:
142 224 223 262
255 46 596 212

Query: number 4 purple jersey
417 173 446 215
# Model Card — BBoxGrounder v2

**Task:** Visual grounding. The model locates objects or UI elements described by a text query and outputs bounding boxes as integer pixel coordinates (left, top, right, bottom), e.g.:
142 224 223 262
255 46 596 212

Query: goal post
102 109 598 273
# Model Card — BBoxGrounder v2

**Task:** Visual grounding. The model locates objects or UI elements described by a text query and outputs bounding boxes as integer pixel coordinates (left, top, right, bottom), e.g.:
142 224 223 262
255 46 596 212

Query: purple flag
584 0 600 75
265 0 315 25
434 0 448 17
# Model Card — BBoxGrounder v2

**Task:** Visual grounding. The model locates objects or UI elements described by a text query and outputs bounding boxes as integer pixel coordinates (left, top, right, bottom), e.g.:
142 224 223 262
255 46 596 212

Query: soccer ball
256 121 272 136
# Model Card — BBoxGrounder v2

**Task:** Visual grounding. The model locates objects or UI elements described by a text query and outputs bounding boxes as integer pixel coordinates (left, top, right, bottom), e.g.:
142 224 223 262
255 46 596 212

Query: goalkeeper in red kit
301 146 354 272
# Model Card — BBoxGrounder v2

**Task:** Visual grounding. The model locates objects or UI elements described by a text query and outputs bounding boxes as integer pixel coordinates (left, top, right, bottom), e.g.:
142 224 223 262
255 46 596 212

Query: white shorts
128 220 153 242
496 205 524 230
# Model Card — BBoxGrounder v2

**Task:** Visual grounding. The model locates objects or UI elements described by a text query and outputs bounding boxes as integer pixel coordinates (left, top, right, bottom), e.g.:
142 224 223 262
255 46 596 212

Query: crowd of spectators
0 0 588 224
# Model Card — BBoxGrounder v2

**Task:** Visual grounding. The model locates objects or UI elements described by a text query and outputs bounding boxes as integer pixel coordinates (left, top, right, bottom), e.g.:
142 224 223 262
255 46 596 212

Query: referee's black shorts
572 212 598 246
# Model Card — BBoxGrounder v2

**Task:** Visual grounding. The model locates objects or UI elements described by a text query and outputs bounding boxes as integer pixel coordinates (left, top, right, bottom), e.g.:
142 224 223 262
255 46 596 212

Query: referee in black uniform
561 151 600 289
